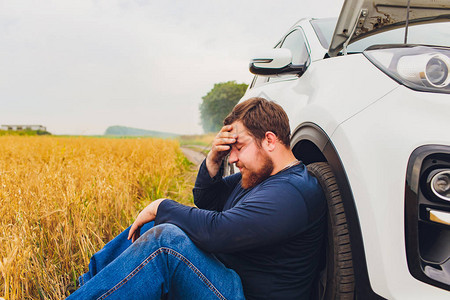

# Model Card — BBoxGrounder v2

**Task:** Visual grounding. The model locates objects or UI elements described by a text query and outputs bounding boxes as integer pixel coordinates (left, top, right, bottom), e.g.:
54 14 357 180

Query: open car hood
328 0 450 56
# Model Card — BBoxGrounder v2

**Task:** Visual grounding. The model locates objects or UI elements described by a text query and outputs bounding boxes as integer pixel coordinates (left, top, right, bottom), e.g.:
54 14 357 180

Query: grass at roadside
178 133 215 147
177 133 215 156
0 136 194 299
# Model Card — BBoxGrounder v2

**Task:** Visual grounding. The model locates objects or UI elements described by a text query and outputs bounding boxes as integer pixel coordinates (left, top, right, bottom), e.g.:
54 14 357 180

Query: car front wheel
307 162 355 300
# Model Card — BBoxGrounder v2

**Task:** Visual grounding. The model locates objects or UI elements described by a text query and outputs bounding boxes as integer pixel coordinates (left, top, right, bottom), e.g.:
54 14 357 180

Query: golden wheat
0 136 193 299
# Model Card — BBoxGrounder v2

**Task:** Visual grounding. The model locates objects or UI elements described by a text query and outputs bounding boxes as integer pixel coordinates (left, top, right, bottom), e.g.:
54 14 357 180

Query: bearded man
68 97 326 300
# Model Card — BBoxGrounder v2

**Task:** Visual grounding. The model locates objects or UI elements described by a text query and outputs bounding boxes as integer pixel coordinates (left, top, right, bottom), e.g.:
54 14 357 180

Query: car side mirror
249 48 306 76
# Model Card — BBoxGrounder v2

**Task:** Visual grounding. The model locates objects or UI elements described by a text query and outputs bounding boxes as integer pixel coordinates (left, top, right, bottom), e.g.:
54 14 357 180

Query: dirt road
181 147 207 169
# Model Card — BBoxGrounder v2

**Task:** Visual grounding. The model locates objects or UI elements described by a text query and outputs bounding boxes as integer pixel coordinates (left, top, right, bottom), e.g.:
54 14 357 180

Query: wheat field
0 136 194 299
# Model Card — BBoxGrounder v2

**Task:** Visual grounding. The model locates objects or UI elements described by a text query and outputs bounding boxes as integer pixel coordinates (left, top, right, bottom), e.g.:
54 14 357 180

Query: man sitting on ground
68 97 326 300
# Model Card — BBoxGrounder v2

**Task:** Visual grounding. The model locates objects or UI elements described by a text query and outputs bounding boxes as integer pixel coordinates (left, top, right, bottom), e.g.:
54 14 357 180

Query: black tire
307 162 355 300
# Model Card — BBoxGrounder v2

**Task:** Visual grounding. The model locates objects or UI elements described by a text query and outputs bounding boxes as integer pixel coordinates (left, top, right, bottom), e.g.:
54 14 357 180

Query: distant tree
200 81 248 133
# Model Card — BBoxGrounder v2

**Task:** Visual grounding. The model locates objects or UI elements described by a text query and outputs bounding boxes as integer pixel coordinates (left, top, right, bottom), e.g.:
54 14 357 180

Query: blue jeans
68 222 245 300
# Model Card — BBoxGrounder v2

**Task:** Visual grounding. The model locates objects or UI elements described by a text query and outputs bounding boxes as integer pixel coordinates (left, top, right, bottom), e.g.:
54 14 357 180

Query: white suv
236 0 450 298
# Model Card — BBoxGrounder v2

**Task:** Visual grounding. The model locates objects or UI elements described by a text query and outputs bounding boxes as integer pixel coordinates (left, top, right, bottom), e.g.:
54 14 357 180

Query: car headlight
430 170 450 202
364 45 450 94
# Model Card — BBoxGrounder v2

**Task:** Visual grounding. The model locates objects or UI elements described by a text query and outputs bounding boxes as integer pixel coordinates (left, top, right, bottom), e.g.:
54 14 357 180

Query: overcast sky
0 0 343 135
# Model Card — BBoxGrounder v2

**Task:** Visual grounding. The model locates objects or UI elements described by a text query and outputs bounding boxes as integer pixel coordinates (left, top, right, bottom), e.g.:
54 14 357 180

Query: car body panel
332 86 450 298
243 49 398 139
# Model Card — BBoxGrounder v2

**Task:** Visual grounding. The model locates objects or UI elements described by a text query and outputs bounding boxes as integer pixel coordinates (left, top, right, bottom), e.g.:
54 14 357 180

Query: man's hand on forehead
216 125 237 149
211 125 238 160
206 125 239 178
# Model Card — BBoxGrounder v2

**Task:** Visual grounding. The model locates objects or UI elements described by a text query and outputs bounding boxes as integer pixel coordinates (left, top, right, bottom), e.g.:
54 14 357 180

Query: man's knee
137 223 191 249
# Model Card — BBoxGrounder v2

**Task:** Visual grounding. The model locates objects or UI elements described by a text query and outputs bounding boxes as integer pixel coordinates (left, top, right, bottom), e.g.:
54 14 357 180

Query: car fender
291 122 384 299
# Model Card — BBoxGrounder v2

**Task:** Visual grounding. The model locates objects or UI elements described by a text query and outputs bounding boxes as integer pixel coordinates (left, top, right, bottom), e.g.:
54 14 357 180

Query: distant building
1 125 47 131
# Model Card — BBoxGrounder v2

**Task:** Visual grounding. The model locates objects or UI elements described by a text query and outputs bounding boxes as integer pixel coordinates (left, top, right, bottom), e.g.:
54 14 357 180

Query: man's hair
223 97 291 146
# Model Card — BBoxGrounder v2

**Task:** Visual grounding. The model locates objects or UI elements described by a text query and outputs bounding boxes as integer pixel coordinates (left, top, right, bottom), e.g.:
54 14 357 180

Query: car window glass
250 75 268 89
281 29 310 65
267 28 310 83
310 18 336 49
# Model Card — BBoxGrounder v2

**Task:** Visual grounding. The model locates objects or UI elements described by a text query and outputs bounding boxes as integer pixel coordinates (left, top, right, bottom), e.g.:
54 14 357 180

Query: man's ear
264 131 277 151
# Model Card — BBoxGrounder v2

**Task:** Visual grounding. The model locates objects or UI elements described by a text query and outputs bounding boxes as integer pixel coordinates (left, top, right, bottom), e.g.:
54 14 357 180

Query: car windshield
311 18 450 53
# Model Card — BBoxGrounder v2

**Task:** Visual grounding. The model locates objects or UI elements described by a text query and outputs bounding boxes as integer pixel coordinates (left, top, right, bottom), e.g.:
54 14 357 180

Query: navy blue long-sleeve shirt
155 160 326 299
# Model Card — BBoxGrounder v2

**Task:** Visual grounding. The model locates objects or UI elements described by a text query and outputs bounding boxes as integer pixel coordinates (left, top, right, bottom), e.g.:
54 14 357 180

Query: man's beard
238 150 274 189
